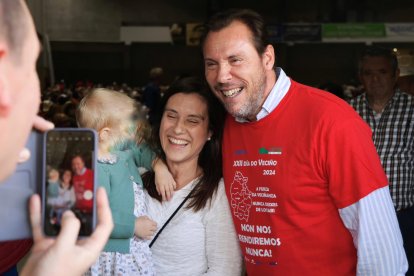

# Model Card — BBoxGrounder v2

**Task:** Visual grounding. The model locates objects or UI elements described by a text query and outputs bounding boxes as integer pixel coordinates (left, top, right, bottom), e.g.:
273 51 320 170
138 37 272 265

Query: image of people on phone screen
46 168 75 228
44 130 96 236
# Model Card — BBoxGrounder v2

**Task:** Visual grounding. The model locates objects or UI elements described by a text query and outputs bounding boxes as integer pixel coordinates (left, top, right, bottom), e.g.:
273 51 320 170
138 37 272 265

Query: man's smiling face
203 20 273 121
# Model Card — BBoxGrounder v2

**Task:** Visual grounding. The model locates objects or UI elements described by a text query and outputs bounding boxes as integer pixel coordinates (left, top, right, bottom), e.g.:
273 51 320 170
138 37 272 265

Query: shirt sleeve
203 180 243 276
339 186 408 275
323 117 388 208
131 143 155 170
98 165 135 239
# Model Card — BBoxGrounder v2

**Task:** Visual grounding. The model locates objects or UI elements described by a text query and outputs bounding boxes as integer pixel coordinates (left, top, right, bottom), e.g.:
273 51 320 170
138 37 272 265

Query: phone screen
43 128 97 236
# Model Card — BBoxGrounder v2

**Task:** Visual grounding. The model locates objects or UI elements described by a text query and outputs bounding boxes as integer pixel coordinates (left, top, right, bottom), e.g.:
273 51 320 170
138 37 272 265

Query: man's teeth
169 137 187 145
222 88 241 97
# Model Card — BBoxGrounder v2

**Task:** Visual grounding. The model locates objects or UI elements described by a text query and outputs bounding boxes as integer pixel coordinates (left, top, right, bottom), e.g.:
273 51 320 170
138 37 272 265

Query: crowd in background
39 74 414 129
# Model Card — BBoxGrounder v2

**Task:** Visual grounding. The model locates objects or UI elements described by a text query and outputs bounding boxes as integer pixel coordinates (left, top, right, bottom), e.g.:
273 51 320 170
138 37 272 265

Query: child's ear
98 127 111 142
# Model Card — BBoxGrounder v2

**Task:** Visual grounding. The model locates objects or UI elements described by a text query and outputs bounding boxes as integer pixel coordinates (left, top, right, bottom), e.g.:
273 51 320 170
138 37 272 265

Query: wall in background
29 0 414 42
27 0 414 88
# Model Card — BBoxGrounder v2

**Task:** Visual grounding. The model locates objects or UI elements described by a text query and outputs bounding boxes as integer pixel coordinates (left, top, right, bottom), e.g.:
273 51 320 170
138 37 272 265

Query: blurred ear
98 127 110 142
0 47 12 118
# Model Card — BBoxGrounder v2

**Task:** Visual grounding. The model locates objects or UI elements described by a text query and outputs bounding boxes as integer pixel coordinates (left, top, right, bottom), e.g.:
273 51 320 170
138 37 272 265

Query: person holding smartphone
0 0 113 275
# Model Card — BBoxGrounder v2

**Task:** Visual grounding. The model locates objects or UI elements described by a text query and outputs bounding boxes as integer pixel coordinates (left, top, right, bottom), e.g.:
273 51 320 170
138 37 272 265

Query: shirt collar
363 88 401 112
235 67 291 123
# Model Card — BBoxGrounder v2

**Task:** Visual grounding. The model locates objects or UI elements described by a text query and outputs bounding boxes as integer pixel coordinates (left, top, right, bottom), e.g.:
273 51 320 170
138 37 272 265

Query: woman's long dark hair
143 76 226 212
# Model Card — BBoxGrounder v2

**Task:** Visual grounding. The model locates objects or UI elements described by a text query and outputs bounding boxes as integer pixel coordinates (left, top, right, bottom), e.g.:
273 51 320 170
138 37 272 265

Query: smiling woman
160 92 211 168
143 76 243 276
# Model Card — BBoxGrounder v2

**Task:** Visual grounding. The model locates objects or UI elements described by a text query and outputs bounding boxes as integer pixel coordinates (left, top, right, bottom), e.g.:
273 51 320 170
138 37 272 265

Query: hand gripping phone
0 128 97 241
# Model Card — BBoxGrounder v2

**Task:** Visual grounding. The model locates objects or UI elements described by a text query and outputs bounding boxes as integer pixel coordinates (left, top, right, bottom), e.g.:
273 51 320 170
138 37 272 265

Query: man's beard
229 73 266 120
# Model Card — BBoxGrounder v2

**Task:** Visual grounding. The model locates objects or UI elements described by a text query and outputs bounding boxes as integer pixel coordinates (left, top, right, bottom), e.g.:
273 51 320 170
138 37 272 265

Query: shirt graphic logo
259 147 282 155
230 171 253 221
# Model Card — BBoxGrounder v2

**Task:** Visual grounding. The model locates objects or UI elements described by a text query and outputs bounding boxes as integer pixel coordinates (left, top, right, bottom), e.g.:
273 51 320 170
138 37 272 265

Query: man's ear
0 48 12 118
262 44 275 70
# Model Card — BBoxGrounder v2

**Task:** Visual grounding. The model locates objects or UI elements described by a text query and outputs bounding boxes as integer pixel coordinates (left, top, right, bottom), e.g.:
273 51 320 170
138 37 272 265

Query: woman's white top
145 178 242 276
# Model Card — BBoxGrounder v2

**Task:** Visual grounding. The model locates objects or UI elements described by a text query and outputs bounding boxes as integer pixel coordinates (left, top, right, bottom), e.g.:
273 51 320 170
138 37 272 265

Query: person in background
143 77 242 275
201 8 407 275
142 67 163 125
349 46 414 276
0 0 113 275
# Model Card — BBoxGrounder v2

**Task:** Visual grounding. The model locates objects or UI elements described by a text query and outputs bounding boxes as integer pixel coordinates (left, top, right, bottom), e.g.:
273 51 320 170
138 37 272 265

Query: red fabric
222 80 388 275
0 240 32 273
72 169 94 212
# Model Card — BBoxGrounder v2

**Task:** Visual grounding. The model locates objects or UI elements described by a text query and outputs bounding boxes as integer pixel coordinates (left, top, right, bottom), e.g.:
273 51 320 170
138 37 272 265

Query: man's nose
371 74 380 82
217 63 232 83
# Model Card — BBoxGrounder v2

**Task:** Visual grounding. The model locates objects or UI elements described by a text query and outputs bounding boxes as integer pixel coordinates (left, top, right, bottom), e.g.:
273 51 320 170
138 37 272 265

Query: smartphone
42 128 97 237
0 131 42 241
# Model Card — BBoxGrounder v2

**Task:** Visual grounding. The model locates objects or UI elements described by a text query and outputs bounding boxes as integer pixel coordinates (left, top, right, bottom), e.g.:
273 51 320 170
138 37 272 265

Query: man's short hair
201 9 269 56
0 0 28 63
359 46 399 76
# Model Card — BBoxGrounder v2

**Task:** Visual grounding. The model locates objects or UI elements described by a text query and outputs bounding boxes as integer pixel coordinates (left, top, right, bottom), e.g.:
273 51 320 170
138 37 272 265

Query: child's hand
134 216 157 240
153 158 176 201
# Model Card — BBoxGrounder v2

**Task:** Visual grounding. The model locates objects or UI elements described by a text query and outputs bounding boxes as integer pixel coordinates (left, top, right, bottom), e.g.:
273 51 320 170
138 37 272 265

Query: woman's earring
207 137 211 141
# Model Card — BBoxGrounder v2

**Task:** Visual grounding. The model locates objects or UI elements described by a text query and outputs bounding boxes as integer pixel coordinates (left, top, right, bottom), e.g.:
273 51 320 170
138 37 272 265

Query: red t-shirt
72 168 94 212
222 81 388 275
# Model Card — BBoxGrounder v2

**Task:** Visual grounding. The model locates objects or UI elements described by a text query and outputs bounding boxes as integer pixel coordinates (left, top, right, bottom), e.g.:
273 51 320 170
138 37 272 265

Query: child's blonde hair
76 88 149 145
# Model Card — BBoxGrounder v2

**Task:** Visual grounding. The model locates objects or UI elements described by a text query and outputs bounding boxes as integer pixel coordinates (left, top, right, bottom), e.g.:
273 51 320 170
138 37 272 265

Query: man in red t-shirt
202 8 408 275
71 155 94 212
71 155 94 235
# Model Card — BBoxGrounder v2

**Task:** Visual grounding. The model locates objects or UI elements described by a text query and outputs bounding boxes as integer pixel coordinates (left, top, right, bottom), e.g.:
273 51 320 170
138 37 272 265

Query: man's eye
205 62 217 69
230 58 242 64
